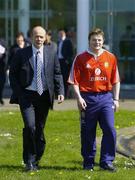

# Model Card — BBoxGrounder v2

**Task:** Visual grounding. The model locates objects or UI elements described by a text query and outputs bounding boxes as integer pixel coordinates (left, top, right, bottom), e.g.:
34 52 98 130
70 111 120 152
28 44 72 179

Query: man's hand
77 97 87 110
58 95 64 104
113 100 119 112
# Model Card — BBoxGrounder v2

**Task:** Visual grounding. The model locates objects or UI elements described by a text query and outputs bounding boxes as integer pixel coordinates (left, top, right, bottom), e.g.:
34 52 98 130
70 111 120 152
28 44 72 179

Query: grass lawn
0 109 135 180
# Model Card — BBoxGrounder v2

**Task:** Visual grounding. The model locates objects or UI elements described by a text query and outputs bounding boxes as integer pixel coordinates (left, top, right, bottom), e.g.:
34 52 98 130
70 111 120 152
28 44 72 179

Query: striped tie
36 51 43 95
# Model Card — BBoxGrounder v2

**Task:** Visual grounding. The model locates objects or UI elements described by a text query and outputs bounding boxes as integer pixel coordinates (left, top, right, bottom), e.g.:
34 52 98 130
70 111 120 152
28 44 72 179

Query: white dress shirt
26 45 45 91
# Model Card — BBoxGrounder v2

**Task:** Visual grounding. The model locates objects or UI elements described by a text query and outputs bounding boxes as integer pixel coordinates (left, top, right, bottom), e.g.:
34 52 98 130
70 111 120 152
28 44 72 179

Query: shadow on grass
0 164 83 171
40 165 82 171
69 160 99 166
1 161 127 172
40 161 100 171
0 165 23 171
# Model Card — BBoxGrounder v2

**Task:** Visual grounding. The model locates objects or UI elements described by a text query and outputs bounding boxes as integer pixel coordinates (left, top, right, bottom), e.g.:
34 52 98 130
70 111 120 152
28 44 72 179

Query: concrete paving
54 99 135 111
0 98 135 111
1 86 135 111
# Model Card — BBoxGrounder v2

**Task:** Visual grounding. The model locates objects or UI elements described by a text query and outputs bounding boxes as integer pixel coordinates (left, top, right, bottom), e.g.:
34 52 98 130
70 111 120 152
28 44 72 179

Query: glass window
91 0 135 84
114 0 135 11
0 0 5 10
30 0 42 10
93 0 109 11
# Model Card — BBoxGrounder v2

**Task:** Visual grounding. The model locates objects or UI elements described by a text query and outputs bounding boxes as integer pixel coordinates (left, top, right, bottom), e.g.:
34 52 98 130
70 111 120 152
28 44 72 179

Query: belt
24 89 49 95
81 91 110 95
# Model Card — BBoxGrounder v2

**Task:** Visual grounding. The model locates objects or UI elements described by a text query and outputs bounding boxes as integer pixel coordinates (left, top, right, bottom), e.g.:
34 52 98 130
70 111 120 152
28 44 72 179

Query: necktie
36 51 43 95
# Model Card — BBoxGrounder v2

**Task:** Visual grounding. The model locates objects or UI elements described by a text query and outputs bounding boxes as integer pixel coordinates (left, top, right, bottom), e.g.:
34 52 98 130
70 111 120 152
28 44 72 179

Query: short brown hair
15 32 24 39
88 28 104 41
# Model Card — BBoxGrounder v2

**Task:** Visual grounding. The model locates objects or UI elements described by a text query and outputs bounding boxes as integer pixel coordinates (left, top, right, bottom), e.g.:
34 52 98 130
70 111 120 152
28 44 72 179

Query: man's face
46 34 51 43
89 34 104 52
32 27 46 49
16 36 24 46
58 30 65 40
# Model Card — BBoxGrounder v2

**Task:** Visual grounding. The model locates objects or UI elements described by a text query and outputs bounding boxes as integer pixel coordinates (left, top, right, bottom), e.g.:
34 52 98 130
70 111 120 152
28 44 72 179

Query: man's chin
34 44 42 49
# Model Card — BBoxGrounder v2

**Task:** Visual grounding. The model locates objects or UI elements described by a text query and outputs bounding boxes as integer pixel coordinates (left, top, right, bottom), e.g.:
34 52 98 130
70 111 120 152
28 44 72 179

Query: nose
37 37 41 40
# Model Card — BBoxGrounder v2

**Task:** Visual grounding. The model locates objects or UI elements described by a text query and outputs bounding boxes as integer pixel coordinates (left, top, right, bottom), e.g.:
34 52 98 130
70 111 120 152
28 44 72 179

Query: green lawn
0 110 135 180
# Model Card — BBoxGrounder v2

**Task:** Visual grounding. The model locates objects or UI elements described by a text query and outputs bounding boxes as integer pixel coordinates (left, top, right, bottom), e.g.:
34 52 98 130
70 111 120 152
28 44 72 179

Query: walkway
0 98 135 111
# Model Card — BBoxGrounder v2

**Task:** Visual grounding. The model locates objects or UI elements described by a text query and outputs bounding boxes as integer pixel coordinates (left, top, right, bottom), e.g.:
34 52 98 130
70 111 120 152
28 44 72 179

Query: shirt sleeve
111 55 120 84
68 55 80 85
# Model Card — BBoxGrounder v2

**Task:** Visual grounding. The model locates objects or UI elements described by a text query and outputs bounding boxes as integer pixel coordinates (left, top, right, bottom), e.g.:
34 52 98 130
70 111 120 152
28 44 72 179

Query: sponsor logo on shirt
90 76 107 81
89 68 107 81
95 68 101 75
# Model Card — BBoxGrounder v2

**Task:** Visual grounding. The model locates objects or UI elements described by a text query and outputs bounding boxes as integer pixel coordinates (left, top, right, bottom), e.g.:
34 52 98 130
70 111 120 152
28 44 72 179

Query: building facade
0 0 76 46
89 0 135 87
0 0 135 95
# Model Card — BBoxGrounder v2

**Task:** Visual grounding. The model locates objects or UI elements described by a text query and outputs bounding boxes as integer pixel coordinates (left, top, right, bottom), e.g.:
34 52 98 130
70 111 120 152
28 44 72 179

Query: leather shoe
25 163 34 171
25 163 38 172
100 163 116 172
0 99 4 105
83 164 94 171
33 163 39 170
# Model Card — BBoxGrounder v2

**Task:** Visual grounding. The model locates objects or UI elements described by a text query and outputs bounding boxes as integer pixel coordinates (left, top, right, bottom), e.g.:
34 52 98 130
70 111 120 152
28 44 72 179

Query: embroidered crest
104 62 109 68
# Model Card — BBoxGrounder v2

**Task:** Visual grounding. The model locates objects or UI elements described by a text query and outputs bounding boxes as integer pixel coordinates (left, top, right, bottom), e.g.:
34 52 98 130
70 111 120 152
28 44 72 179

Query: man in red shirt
68 28 120 172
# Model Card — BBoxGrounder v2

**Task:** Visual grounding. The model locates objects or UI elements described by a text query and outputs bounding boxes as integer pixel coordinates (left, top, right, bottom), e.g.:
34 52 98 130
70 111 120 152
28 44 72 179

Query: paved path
1 98 135 111
54 99 135 111
2 86 135 111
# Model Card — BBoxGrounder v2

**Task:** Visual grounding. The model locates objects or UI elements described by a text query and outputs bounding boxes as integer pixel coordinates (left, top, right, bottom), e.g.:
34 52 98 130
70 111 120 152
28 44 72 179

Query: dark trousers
80 92 116 167
19 90 51 164
0 72 6 100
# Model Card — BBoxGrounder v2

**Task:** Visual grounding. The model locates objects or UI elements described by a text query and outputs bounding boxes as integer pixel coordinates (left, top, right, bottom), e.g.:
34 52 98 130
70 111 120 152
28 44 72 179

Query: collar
32 45 44 54
61 36 66 41
87 48 104 58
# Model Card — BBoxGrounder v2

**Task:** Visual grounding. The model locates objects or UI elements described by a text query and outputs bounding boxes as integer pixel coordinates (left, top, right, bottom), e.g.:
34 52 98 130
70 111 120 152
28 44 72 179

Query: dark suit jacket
0 40 7 74
8 42 28 68
58 38 74 65
9 45 64 107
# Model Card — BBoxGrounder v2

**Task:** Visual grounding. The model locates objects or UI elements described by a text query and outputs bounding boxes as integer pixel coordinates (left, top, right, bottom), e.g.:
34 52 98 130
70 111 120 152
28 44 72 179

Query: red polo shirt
68 50 120 92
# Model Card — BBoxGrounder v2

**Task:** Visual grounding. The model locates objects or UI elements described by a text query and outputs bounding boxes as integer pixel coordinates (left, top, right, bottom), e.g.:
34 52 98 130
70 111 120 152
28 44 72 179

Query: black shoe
25 163 34 172
33 163 39 170
83 164 94 171
100 163 116 172
25 163 38 172
0 99 4 105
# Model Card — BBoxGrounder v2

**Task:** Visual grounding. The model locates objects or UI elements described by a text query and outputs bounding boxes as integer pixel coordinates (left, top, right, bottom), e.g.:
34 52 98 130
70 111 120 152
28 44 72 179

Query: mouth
36 42 42 46
94 45 100 48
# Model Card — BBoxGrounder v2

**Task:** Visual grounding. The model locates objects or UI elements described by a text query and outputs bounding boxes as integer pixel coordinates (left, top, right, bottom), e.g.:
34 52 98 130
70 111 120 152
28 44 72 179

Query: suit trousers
19 90 51 164
0 72 6 101
80 92 116 167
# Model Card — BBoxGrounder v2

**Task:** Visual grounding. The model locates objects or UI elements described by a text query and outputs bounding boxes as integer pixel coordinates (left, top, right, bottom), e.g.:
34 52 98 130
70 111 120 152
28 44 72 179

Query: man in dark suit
8 32 29 69
9 26 64 171
0 39 7 105
57 29 73 98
